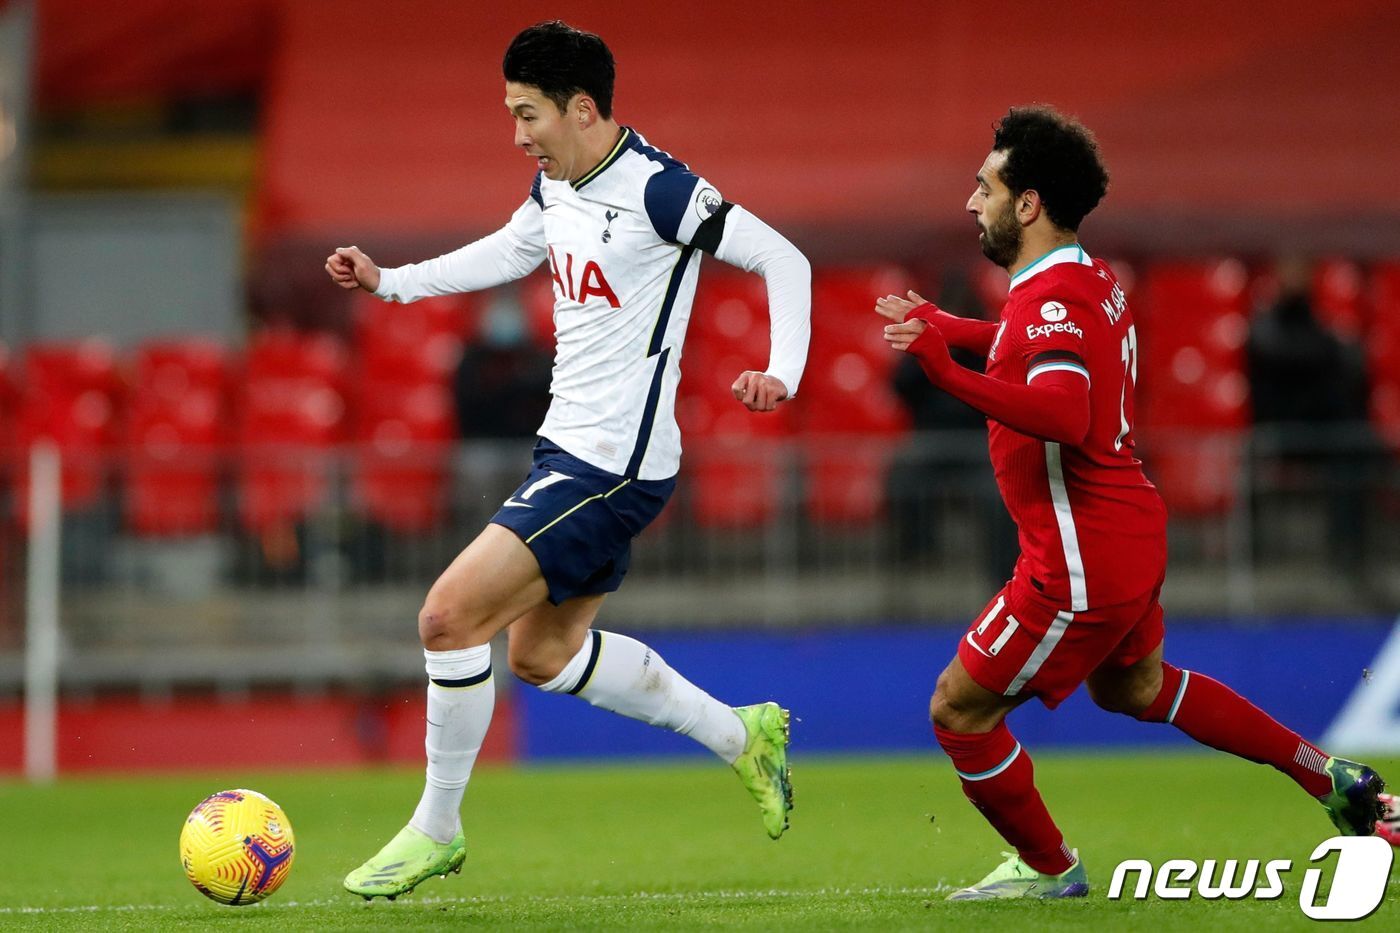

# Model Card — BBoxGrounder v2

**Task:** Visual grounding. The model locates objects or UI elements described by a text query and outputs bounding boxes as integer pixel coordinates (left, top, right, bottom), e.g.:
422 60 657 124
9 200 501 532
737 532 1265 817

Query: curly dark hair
992 106 1109 232
503 21 616 119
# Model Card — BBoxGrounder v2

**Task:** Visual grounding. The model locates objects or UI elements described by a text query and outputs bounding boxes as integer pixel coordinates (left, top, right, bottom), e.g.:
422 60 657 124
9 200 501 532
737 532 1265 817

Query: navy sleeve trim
690 201 733 254
643 167 700 243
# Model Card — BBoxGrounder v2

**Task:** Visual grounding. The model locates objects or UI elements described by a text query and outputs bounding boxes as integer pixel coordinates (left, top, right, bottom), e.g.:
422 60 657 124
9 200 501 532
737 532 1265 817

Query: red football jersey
984 246 1167 610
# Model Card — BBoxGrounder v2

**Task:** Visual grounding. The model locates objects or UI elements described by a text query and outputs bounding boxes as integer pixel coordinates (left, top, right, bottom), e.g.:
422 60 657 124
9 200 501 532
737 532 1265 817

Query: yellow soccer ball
179 788 295 905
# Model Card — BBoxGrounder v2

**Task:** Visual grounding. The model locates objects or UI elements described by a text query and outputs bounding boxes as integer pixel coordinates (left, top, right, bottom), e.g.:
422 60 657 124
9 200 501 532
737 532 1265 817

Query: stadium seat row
0 261 1396 535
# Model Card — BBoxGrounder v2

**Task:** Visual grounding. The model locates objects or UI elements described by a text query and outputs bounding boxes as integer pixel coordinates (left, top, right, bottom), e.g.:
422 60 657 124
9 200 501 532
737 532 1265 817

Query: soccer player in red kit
877 105 1388 900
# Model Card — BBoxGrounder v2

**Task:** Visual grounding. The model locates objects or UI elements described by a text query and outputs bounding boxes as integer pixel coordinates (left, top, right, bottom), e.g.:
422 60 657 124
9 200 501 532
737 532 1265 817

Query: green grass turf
2 751 1397 930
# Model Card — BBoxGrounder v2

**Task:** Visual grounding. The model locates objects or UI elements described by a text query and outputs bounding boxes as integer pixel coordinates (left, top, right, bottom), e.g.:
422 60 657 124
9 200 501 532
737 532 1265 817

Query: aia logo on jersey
548 246 621 309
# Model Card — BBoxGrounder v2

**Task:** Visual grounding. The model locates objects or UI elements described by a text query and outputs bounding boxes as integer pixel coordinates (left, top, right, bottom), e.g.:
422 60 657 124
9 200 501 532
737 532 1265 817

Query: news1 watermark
1108 836 1393 920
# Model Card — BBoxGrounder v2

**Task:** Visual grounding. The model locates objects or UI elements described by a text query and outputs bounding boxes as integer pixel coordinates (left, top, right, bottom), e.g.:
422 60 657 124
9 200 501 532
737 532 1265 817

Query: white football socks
539 631 747 764
409 644 494 844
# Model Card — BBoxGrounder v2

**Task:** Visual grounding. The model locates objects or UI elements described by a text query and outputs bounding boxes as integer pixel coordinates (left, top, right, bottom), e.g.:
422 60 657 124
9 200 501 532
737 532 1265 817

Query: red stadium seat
126 391 224 536
801 266 915 525
799 346 909 526
351 380 455 532
968 263 1010 317
237 330 348 534
243 327 350 392
124 340 234 536
354 292 474 384
808 265 915 369
1134 260 1250 515
688 270 771 358
134 338 234 400
0 342 16 450
677 333 791 529
678 407 788 530
14 340 124 516
1312 258 1368 340
0 344 16 508
1369 262 1400 450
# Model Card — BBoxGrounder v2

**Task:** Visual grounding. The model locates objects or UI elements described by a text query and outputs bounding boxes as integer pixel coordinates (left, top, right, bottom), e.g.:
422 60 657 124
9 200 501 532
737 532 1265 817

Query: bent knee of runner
1088 665 1163 718
506 640 568 686
417 594 496 651
929 673 1002 735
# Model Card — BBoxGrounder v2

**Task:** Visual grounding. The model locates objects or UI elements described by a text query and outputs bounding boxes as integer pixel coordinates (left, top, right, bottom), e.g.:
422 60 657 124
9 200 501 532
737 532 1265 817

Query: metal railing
0 425 1396 691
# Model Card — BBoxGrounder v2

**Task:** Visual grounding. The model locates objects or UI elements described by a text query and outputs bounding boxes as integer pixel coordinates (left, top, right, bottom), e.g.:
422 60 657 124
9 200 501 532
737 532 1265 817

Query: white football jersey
375 127 808 480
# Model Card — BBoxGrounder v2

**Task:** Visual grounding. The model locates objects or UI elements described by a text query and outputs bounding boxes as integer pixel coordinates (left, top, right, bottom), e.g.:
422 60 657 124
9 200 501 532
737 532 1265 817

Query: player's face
505 82 581 182
967 151 1022 269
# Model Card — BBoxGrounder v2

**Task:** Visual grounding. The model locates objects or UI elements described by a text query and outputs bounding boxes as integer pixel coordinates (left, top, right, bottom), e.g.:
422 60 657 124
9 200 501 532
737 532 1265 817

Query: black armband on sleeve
690 201 735 254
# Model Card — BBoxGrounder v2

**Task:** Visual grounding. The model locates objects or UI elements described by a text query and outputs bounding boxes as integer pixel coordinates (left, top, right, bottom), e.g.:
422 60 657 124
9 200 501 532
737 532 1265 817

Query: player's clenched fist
731 371 788 412
325 246 382 292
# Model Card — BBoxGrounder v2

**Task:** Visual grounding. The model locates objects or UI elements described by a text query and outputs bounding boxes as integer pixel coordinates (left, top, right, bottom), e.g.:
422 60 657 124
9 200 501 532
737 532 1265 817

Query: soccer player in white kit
326 21 810 900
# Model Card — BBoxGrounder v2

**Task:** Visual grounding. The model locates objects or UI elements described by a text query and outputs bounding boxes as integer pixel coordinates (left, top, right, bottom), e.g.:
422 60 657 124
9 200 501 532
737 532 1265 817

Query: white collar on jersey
1008 244 1093 291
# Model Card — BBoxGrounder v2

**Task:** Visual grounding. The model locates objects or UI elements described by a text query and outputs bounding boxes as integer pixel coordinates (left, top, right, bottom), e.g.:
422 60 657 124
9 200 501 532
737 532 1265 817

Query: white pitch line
0 885 957 915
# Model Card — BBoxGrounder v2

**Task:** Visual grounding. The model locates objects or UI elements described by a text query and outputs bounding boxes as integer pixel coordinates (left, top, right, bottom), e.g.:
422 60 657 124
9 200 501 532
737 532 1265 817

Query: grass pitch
3 751 1397 930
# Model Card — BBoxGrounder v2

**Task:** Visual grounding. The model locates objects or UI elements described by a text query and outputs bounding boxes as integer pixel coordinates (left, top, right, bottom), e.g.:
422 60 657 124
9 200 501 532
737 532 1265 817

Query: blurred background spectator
885 272 1017 580
453 290 553 441
1246 257 1380 577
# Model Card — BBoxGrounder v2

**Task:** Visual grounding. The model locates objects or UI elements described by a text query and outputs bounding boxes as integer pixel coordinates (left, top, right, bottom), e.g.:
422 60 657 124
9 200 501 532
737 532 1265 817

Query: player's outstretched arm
641 167 807 410
885 319 1089 444
710 207 811 411
875 291 998 355
334 198 548 304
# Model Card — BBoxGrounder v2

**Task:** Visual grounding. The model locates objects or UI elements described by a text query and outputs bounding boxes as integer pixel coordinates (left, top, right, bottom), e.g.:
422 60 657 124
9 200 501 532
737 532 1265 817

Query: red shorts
957 575 1165 709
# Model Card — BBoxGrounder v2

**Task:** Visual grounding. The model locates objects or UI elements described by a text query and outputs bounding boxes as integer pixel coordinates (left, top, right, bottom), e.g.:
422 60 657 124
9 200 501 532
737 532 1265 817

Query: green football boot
343 825 467 900
731 702 793 840
1319 756 1386 836
948 851 1089 901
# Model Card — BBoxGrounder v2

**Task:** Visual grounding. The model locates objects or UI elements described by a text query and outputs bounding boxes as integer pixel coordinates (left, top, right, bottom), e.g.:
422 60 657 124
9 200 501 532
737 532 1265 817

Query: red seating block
802 266 916 525
0 342 16 452
1312 258 1368 340
15 340 124 514
1135 260 1251 515
352 381 455 532
124 339 233 536
237 330 348 534
677 336 790 530
1369 262 1400 449
354 292 473 384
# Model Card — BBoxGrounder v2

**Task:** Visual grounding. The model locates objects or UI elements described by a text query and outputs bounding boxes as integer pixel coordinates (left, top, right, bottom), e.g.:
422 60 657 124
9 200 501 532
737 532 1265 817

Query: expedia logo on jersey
1026 320 1083 341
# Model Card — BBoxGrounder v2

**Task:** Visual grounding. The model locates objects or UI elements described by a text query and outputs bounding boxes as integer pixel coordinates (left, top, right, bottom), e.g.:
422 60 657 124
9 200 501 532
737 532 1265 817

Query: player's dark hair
503 21 616 119
992 106 1109 232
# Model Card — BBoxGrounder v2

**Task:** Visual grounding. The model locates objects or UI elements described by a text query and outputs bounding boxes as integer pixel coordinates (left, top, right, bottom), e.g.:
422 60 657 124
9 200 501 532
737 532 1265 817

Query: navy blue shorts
490 438 675 605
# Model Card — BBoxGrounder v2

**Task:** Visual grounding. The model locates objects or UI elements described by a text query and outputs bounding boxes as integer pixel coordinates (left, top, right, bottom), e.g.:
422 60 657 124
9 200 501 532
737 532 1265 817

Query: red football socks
1139 662 1333 797
935 722 1076 875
